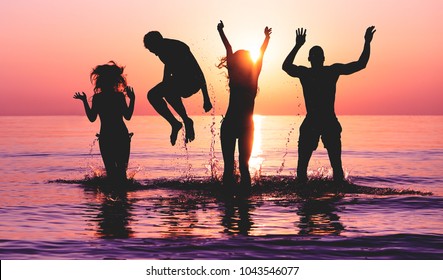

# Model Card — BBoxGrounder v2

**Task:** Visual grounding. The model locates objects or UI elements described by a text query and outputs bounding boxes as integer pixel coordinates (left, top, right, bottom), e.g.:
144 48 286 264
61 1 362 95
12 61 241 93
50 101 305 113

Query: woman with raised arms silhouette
217 20 271 190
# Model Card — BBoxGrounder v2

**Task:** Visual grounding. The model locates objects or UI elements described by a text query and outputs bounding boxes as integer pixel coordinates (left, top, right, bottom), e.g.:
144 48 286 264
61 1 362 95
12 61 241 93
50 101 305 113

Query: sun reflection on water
250 115 265 177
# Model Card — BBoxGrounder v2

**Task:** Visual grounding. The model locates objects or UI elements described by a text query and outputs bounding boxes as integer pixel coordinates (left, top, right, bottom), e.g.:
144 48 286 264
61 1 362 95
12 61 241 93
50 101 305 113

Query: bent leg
165 94 194 143
166 80 200 143
147 82 180 125
147 83 183 145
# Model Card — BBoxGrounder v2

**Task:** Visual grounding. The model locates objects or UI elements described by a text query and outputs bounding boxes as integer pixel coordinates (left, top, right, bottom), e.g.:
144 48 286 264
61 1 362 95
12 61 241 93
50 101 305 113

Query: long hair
217 50 253 71
90 61 127 94
217 50 256 91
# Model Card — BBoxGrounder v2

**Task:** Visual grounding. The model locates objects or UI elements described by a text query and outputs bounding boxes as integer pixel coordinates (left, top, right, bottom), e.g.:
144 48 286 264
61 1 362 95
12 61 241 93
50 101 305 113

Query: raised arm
260 27 272 54
255 26 272 72
334 26 376 75
123 86 135 120
282 28 307 77
185 50 212 112
73 92 97 122
195 65 212 112
200 74 212 112
217 20 233 56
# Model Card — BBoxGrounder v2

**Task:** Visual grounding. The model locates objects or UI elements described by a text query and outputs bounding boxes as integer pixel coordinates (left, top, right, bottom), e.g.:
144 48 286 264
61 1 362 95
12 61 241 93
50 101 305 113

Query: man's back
157 39 199 78
298 65 341 121
281 26 375 182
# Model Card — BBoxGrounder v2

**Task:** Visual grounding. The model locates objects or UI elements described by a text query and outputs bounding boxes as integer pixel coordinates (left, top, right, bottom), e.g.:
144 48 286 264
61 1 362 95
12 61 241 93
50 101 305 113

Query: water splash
251 160 264 183
179 127 193 181
86 134 106 178
277 123 296 175
127 164 142 180
88 134 99 156
207 115 221 180
279 83 303 175
204 83 222 182
306 166 350 182
308 166 334 180
85 134 141 181
50 175 433 197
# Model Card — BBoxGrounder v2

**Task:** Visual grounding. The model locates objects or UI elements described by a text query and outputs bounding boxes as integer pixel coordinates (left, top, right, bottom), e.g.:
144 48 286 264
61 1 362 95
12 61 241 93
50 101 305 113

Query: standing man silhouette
144 31 213 145
282 26 376 183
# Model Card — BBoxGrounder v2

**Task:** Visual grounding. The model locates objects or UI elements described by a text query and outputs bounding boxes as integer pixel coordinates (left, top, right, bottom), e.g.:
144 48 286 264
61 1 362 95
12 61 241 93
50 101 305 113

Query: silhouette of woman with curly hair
74 61 135 184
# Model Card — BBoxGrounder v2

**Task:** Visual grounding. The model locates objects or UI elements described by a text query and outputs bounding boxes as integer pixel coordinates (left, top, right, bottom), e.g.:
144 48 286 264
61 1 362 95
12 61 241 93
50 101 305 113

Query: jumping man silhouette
144 31 213 145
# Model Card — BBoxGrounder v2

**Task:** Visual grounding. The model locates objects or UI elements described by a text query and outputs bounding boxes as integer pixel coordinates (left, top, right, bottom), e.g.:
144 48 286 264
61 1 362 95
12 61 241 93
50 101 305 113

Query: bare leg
221 121 236 187
99 137 117 181
165 94 194 143
147 83 183 145
297 121 317 183
327 145 344 181
115 134 131 182
238 126 254 188
323 125 344 182
296 148 313 183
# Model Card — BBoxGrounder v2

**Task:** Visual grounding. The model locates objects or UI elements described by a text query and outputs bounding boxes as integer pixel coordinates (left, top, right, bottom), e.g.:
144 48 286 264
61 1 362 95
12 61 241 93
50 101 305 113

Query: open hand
125 86 135 99
365 26 376 43
73 92 87 101
296 28 306 46
264 26 272 37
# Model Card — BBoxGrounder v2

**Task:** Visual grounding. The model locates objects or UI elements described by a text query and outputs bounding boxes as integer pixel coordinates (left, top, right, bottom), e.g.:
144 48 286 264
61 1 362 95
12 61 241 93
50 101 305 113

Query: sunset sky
1 0 442 116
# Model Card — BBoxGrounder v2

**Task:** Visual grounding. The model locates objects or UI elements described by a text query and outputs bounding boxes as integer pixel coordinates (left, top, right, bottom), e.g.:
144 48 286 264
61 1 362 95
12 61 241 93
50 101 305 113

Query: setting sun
249 48 261 63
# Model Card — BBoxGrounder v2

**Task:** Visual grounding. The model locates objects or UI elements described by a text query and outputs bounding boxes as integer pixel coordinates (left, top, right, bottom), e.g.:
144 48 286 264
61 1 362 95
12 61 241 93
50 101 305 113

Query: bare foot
170 122 183 146
183 118 195 143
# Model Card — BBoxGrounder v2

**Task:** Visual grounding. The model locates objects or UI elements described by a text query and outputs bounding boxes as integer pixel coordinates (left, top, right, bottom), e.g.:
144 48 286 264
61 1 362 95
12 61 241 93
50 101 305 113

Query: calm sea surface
0 115 442 259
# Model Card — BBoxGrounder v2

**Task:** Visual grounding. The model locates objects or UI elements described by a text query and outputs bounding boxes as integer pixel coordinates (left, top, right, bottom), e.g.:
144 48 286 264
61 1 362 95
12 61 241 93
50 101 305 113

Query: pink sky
1 0 442 115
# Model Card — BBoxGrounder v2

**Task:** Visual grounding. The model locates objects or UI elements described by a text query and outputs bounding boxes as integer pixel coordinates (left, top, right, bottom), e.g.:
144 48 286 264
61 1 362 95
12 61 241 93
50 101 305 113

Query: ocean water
0 115 442 259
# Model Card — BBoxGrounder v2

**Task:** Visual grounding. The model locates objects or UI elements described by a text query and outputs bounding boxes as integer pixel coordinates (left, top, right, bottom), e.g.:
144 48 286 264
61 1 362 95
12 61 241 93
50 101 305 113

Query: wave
353 175 443 185
1 233 441 260
48 175 433 196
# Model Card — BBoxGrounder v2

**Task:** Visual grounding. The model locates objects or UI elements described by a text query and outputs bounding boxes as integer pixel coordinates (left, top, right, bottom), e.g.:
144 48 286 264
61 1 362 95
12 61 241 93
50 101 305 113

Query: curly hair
90 61 127 94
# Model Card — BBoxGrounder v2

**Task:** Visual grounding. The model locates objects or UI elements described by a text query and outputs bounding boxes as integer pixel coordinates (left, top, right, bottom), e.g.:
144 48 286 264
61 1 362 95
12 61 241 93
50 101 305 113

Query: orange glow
0 0 442 116
249 115 264 175
249 47 261 63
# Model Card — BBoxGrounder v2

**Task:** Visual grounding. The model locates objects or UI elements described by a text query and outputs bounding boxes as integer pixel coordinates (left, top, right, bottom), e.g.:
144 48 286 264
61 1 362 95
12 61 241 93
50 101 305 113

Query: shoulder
297 65 310 75
283 64 309 78
91 93 103 108
329 63 345 71
314 64 338 75
92 93 101 102
165 38 189 50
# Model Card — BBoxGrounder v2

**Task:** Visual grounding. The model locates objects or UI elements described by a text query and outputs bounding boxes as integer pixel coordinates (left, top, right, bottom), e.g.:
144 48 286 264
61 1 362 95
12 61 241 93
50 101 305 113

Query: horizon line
1 113 442 117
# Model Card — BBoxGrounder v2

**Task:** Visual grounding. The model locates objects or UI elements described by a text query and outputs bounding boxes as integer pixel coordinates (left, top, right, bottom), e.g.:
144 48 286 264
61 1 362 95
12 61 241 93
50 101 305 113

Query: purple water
0 115 442 259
